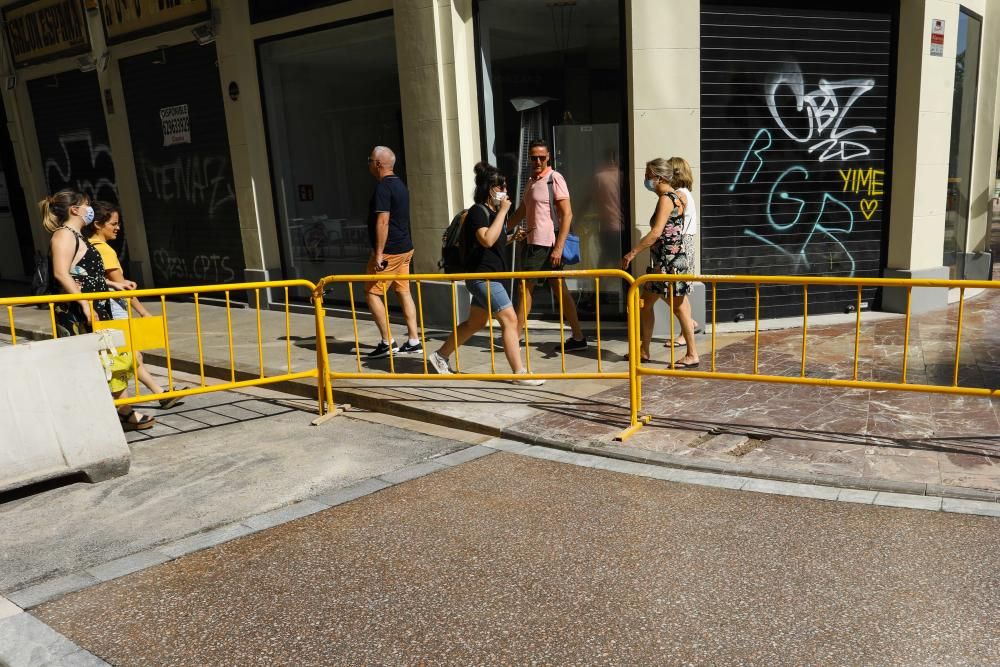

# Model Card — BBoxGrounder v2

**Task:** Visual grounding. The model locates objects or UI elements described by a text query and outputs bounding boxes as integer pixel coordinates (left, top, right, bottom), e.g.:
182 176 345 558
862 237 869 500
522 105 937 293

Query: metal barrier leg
617 282 647 442
312 292 341 425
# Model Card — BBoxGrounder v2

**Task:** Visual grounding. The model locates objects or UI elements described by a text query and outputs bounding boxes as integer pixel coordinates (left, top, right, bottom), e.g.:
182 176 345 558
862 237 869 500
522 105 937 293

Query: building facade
0 0 997 320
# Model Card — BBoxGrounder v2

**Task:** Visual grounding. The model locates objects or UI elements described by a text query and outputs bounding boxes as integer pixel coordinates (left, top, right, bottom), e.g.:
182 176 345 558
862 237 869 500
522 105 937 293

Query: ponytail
39 189 86 234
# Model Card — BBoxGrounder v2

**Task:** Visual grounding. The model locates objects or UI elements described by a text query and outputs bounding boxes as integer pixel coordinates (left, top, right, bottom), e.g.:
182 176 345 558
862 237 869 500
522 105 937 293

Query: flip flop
665 339 687 348
623 353 651 363
669 360 700 370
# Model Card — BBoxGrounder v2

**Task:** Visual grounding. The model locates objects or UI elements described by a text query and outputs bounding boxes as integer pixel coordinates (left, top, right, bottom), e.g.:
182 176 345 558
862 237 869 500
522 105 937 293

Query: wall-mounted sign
930 19 945 57
160 104 191 146
99 0 210 44
3 0 90 67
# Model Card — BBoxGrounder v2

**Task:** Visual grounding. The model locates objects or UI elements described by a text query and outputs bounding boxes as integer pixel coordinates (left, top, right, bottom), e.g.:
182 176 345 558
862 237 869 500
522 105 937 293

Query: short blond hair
645 158 674 184
668 157 693 189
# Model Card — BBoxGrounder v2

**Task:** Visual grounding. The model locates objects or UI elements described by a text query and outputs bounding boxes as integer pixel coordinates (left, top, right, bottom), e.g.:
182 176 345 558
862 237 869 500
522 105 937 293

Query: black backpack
439 204 488 274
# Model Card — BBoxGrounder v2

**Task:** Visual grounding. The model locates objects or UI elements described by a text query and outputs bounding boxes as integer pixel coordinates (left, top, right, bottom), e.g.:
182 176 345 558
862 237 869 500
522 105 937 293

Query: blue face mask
81 205 95 225
644 178 657 192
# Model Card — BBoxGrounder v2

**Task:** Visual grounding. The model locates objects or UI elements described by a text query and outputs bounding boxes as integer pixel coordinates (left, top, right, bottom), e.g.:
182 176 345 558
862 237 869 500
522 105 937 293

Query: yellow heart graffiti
860 199 878 220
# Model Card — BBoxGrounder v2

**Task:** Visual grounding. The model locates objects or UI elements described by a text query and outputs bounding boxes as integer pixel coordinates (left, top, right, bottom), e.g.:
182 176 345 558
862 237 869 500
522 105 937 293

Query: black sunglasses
528 155 549 162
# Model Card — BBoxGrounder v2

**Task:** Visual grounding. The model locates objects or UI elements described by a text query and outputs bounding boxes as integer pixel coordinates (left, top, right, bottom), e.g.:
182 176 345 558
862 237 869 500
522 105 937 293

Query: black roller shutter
700 1 895 320
120 41 245 288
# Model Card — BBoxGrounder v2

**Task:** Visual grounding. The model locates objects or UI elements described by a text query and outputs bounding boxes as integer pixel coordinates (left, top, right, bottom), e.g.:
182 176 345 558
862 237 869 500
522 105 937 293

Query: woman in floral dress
621 158 700 368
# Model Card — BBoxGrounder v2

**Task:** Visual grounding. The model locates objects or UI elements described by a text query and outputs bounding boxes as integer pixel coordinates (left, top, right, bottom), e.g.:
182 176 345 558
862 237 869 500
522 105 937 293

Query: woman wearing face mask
428 162 542 385
88 201 184 408
41 190 156 430
622 158 700 368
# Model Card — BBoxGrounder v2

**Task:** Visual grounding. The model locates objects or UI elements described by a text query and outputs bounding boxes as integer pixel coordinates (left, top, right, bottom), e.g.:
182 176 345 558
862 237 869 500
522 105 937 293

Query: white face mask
494 191 507 202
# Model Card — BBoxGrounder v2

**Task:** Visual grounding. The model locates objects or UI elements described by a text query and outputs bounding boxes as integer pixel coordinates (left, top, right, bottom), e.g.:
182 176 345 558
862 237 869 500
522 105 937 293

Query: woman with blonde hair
665 156 701 348
621 158 699 368
42 189 156 430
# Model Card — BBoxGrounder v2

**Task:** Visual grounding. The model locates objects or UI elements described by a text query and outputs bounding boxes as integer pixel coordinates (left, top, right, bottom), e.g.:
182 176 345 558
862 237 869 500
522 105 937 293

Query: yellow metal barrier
0 279 326 414
314 269 636 415
616 273 999 441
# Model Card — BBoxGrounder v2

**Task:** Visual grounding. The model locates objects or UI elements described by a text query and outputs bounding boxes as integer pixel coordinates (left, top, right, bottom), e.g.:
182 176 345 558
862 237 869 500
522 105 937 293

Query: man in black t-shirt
364 146 420 360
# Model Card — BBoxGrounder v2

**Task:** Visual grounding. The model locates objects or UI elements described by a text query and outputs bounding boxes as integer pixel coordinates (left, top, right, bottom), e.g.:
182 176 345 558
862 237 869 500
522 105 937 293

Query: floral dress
53 227 113 336
647 191 692 298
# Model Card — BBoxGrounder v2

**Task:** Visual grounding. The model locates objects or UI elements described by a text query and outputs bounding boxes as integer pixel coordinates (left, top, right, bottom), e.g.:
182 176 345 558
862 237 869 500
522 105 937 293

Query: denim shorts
466 279 512 314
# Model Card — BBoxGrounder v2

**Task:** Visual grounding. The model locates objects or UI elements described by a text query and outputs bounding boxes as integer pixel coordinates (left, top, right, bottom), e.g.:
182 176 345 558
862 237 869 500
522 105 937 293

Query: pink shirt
523 168 569 247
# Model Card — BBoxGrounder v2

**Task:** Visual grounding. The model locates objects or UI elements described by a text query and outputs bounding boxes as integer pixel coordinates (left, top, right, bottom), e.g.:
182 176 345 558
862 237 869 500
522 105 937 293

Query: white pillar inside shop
394 0 480 275
884 0 956 311
626 0 705 332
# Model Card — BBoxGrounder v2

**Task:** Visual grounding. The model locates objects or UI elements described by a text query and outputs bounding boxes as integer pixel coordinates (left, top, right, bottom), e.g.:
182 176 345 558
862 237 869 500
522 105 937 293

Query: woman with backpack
428 163 543 386
42 189 156 430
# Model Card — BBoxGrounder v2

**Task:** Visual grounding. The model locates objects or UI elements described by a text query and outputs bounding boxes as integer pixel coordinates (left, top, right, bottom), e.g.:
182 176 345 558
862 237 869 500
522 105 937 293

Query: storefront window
477 0 626 315
258 14 404 284
944 8 982 276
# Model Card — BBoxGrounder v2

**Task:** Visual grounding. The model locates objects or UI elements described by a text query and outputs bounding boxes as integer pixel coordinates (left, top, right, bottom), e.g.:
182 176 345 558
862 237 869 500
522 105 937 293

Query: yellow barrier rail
0 279 326 414
616 273 999 441
314 269 636 414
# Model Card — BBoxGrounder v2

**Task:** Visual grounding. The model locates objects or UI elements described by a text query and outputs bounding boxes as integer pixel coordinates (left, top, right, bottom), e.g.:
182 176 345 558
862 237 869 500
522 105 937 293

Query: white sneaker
512 369 545 386
429 351 453 375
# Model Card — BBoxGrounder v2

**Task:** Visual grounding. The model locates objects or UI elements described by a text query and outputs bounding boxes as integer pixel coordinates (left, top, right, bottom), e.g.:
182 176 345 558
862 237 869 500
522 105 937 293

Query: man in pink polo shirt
508 139 587 350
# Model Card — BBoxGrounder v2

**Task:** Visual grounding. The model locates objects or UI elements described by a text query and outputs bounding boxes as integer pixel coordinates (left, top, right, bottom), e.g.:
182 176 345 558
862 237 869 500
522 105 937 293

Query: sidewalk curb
10 324 999 504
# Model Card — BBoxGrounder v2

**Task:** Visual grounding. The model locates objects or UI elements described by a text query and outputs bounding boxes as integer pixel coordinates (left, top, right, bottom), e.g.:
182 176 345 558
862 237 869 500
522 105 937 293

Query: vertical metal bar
635 285 644 412
486 279 496 374
7 305 16 345
521 279 531 373
284 287 292 375
901 287 913 383
558 277 566 373
709 282 717 373
125 298 139 396
160 296 174 391
953 287 966 387
627 283 639 427
194 293 206 386
314 292 334 416
852 284 862 381
49 303 58 339
452 281 461 372
225 290 235 383
753 283 760 374
800 285 808 378
595 277 603 374
382 289 395 374
668 286 675 367
416 280 428 374
255 289 264 379
347 282 363 373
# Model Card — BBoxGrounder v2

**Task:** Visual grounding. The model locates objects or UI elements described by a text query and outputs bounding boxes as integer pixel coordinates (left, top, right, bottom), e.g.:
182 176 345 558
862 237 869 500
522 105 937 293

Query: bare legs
438 305 526 373
516 278 584 340
640 290 699 365
366 288 420 343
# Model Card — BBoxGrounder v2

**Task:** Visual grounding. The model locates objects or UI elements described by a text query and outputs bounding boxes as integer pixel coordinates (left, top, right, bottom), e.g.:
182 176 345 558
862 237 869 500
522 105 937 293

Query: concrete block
483 437 533 454
243 499 329 532
837 489 878 504
432 445 495 467
652 281 706 337
0 613 85 666
873 492 943 511
417 280 472 329
0 333 131 494
0 597 21 620
85 550 171 583
675 470 748 491
6 572 99 609
743 478 840 500
378 460 448 485
312 478 393 508
941 498 1000 517
63 650 111 666
159 523 257 558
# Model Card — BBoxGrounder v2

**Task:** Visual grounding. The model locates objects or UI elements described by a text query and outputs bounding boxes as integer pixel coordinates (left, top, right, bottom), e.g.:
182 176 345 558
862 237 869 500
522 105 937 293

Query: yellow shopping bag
94 315 166 352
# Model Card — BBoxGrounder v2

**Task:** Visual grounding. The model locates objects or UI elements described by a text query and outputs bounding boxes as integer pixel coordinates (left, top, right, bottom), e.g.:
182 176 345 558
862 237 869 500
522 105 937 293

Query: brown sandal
119 409 156 431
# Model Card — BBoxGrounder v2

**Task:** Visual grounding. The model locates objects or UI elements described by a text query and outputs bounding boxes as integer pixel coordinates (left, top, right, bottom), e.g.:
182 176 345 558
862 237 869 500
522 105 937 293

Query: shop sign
99 0 210 43
3 0 89 67
930 19 945 57
160 104 191 146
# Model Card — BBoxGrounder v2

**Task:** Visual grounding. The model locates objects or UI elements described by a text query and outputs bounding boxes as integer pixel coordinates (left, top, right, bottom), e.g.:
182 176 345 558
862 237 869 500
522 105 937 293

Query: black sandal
119 409 156 431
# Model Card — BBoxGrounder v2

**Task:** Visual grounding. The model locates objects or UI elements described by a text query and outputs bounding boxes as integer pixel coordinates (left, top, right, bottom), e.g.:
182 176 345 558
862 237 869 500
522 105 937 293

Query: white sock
408 338 420 346
382 339 392 346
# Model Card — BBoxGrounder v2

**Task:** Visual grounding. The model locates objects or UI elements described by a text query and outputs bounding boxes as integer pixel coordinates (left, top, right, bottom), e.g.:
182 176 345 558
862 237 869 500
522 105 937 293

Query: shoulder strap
53 226 82 260
547 173 559 231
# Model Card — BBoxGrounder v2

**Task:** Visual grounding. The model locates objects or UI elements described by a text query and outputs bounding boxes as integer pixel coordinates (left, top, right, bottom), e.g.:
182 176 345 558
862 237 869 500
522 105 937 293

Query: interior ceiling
480 0 619 62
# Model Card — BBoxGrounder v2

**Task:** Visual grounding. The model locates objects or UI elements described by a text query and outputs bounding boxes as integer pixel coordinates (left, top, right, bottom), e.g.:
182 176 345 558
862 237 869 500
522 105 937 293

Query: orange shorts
365 250 414 296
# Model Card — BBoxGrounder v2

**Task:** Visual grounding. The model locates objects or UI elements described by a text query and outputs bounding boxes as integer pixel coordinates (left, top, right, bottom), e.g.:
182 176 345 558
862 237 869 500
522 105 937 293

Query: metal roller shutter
700 1 896 321
120 41 245 288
